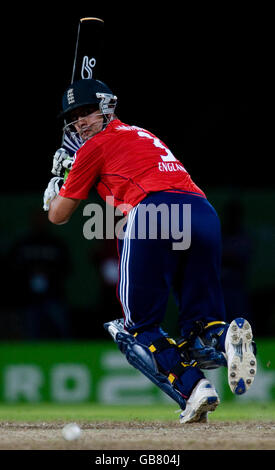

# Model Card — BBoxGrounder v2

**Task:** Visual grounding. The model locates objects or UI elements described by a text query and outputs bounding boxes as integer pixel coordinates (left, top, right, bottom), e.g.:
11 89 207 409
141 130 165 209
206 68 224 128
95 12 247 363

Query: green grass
0 402 275 422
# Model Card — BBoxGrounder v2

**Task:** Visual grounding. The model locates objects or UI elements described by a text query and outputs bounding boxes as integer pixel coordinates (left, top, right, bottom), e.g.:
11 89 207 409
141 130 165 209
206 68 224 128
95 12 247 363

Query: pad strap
204 321 227 329
203 321 227 336
134 333 176 354
177 320 227 350
168 361 198 385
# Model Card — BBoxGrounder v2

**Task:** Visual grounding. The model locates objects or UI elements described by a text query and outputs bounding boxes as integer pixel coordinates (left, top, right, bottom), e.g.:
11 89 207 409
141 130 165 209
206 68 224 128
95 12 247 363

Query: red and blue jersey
59 119 206 209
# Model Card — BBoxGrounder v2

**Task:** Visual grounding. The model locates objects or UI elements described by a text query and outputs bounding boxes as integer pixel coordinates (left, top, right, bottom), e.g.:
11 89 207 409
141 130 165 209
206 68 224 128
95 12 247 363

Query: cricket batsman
43 78 257 423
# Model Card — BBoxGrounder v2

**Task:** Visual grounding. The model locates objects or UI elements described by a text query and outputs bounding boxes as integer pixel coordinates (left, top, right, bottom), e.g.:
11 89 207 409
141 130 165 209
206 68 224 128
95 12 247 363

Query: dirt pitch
0 420 274 450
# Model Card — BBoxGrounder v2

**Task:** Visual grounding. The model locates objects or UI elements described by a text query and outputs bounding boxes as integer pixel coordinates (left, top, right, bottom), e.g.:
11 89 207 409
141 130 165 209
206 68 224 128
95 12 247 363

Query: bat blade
71 17 105 84
62 17 105 157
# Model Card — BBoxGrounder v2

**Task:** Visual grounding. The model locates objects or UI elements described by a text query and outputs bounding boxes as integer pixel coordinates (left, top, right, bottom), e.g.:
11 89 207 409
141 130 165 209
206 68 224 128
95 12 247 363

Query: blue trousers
117 191 226 397
117 191 226 337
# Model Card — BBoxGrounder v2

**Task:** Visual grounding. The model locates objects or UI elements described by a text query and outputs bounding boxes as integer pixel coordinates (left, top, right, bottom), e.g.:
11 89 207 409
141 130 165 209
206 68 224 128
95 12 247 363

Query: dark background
3 6 271 191
1 6 274 341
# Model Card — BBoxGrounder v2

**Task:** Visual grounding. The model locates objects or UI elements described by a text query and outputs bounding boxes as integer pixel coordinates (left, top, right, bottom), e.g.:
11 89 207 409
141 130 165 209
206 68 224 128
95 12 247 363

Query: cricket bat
62 17 105 169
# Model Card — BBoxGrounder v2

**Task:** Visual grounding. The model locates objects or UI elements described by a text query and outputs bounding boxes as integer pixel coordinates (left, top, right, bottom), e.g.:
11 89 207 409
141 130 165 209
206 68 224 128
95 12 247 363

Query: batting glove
51 148 74 177
43 177 63 211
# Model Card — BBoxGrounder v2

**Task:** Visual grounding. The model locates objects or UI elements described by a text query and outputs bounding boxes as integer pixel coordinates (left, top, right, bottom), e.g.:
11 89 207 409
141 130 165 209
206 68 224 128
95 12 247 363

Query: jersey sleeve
59 141 103 200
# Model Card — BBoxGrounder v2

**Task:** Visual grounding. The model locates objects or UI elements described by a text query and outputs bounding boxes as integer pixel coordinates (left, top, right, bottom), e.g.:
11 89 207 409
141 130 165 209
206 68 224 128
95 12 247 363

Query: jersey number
137 130 177 162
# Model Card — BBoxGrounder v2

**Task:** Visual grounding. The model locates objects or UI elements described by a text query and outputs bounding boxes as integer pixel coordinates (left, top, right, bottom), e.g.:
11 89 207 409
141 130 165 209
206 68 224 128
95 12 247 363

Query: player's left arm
48 195 81 225
44 140 102 224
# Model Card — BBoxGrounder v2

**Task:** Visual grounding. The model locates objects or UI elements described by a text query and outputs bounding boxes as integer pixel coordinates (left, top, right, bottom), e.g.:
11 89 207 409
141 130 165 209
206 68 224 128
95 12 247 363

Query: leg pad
104 319 186 410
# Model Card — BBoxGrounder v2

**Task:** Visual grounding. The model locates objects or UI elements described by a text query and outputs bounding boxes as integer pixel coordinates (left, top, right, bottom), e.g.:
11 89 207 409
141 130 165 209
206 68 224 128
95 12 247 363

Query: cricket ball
62 423 82 441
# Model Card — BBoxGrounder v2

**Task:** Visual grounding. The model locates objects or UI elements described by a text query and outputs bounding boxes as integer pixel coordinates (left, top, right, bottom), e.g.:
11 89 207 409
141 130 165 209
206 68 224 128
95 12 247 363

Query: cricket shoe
225 317 257 395
179 379 220 424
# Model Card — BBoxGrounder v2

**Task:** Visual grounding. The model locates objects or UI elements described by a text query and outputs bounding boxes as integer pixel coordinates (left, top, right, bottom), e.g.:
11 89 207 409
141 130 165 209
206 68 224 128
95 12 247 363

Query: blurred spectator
221 199 253 324
7 209 72 339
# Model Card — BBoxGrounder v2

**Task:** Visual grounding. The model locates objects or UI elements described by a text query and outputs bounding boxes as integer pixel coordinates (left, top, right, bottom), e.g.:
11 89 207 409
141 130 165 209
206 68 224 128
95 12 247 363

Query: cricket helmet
60 79 117 120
